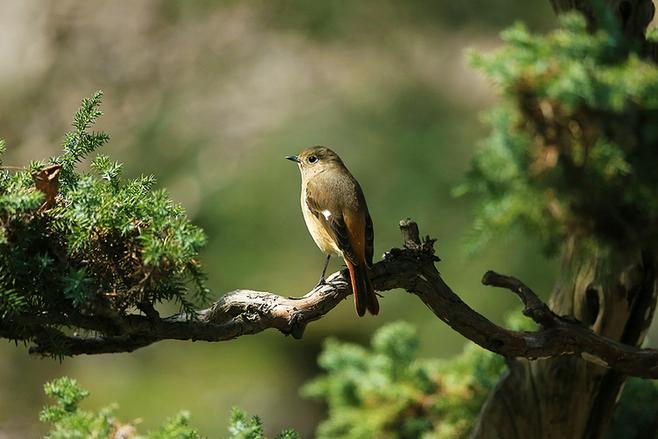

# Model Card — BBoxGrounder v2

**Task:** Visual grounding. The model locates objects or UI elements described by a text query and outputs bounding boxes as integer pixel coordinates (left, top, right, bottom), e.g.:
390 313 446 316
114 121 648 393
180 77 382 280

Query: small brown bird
286 146 379 316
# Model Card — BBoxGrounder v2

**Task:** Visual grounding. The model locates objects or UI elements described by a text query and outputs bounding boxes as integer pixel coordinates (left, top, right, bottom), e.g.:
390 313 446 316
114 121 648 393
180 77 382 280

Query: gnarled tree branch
20 220 658 378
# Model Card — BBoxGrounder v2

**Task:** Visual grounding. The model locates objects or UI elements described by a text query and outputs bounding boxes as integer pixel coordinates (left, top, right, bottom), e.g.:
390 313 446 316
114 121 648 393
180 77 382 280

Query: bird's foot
137 302 160 320
287 277 327 300
314 276 327 289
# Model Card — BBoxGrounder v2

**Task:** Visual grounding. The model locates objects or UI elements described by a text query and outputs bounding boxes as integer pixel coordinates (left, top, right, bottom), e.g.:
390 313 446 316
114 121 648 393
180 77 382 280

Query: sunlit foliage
458 13 658 253
303 322 505 438
41 377 300 439
0 92 208 355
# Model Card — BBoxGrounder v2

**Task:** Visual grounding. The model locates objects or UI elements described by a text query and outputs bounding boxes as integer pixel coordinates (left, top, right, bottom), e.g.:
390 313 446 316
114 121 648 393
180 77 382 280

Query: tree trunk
471 2 657 438
472 242 658 439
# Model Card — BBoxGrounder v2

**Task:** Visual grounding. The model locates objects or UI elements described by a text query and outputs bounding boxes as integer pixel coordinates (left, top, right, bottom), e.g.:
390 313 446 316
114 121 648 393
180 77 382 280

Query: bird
286 146 379 316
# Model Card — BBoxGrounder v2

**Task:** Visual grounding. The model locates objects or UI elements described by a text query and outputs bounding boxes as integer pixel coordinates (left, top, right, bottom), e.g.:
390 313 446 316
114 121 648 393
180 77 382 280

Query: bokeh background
0 1 655 437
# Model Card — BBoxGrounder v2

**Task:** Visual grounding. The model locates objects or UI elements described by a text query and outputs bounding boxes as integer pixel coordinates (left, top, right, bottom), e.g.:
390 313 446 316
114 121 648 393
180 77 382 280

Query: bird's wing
305 183 360 266
365 212 374 266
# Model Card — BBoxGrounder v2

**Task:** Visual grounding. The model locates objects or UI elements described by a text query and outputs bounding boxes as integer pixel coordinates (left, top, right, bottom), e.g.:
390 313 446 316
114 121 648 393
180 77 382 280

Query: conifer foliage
40 377 300 439
458 13 658 253
304 322 658 439
5 9 658 437
303 322 505 439
0 92 208 355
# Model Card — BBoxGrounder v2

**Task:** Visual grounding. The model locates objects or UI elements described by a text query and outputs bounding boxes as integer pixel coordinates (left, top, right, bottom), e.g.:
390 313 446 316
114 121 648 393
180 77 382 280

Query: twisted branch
17 220 658 378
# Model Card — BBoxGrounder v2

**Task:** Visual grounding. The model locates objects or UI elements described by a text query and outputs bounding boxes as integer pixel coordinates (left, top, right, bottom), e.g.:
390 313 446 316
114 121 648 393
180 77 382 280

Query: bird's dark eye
308 155 318 164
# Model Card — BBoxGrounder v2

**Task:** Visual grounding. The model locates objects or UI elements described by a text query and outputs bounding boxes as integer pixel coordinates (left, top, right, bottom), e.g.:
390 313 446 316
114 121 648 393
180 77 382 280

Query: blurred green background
0 1 655 437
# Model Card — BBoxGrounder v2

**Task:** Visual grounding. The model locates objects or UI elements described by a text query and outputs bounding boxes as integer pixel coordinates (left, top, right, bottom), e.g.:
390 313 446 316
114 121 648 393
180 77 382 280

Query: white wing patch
322 209 332 220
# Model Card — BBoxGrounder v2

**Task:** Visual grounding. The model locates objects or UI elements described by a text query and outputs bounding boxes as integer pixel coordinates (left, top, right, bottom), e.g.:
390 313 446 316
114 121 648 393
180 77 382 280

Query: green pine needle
460 12 658 253
0 91 209 352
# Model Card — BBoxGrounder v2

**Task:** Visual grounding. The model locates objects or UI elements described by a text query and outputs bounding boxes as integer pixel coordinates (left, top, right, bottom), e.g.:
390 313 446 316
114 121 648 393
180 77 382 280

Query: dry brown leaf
32 164 63 212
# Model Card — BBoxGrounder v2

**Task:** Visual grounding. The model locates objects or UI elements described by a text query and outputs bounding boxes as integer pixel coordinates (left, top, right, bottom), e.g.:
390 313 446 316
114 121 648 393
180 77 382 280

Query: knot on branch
386 219 440 263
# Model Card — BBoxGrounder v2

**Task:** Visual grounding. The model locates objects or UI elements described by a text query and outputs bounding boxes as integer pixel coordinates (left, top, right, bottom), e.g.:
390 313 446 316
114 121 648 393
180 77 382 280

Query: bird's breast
301 186 341 256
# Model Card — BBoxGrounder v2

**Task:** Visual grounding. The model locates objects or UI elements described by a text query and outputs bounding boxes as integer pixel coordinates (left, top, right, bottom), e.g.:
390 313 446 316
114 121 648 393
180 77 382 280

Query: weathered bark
18 221 658 382
472 242 658 439
471 2 658 438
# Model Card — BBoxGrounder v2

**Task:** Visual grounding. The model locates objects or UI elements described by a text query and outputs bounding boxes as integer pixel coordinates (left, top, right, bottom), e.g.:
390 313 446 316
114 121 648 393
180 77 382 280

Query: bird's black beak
285 155 300 163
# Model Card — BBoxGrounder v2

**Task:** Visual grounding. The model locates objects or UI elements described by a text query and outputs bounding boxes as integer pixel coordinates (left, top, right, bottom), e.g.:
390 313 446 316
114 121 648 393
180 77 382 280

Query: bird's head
286 146 344 178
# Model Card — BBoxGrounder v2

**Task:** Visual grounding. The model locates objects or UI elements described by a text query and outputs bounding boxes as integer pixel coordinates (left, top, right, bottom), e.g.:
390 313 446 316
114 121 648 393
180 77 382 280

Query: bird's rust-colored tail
346 260 379 316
